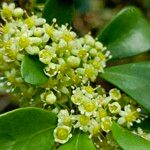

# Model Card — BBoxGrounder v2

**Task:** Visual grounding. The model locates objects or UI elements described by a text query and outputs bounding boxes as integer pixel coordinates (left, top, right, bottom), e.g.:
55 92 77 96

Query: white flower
33 27 44 37
108 102 121 114
118 105 140 128
54 125 72 144
51 107 59 114
84 34 95 46
40 91 56 104
57 109 72 127
25 16 35 29
89 48 97 57
1 3 15 19
59 39 67 48
84 64 98 82
95 41 103 50
18 36 30 49
101 116 112 133
53 30 62 41
42 34 50 43
74 114 90 132
78 99 97 116
67 56 81 68
59 86 69 94
82 85 96 99
96 107 108 120
89 119 101 137
39 49 54 64
117 117 126 125
44 23 55 37
29 37 42 45
109 88 121 100
76 68 85 76
2 3 15 10
71 88 84 105
13 8 24 18
35 17 46 26
44 63 59 77
25 46 40 55
102 96 112 105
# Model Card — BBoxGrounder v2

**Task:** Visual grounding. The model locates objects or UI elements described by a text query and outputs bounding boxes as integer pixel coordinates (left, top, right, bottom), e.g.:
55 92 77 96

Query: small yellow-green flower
108 102 121 114
54 125 72 144
109 88 121 100
101 116 112 132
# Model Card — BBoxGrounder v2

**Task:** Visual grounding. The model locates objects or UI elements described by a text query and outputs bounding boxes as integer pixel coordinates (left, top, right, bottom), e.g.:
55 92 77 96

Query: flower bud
67 56 80 68
13 8 24 17
46 92 56 104
34 28 43 37
26 46 40 55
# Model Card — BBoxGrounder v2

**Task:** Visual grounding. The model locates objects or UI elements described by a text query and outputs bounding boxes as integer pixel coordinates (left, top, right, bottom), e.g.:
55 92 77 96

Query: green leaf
58 131 96 150
36 0 47 3
112 122 150 150
0 107 57 150
43 0 74 25
21 55 48 85
98 7 150 59
100 62 150 113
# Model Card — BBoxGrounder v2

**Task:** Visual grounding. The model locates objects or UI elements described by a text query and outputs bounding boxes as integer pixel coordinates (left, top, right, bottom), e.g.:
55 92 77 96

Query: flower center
85 67 95 78
101 117 112 132
79 115 90 126
19 37 30 48
125 112 137 122
98 108 107 118
83 101 96 112
2 7 12 19
56 128 69 140
109 88 121 100
71 95 83 105
84 86 94 94
63 117 72 126
25 17 35 29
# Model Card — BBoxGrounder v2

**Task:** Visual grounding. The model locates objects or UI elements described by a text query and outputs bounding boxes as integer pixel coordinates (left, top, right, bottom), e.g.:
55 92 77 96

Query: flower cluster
0 3 109 104
54 86 144 145
0 3 147 149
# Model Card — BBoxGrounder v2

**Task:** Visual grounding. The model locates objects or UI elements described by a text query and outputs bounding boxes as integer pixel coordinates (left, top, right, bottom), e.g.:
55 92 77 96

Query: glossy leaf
98 7 150 59
100 62 150 113
21 55 48 85
112 123 150 150
0 107 57 150
43 0 74 25
58 131 96 150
